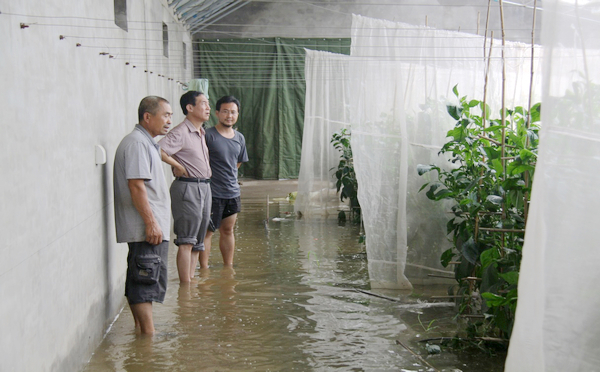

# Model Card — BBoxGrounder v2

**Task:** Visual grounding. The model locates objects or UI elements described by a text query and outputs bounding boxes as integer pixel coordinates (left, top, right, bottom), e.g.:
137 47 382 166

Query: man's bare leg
219 214 237 266
176 243 193 283
201 230 214 269
131 305 141 329
130 302 155 335
190 250 199 280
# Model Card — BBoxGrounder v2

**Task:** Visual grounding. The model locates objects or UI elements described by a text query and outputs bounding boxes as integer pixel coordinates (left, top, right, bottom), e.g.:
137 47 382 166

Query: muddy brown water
83 180 505 372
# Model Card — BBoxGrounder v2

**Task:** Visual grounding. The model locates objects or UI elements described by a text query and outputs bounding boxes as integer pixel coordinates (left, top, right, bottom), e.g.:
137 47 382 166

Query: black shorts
209 196 241 231
125 241 169 304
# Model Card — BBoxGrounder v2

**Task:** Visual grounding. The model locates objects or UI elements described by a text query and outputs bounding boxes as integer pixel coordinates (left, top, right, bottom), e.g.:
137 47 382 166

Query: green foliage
418 86 540 341
417 314 440 332
331 128 361 223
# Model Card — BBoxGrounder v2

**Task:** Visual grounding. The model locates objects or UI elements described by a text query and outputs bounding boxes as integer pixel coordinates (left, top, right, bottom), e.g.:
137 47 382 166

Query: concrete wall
0 0 191 371
198 0 541 44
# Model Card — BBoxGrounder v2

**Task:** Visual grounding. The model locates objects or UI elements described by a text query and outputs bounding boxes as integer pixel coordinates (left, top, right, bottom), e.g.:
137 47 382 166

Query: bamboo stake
476 31 495 242
472 5 492 305
526 0 538 129
417 337 458 343
406 263 454 275
482 33 493 130
461 277 482 281
352 288 401 302
484 0 492 59
476 337 509 343
479 227 525 233
477 134 517 148
498 0 507 257
524 0 538 226
427 274 455 280
431 295 468 299
499 0 507 174
476 32 494 243
448 211 504 216
395 340 441 372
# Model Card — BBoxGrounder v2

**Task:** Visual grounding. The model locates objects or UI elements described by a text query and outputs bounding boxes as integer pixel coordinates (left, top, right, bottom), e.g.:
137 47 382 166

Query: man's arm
161 149 188 177
128 179 163 245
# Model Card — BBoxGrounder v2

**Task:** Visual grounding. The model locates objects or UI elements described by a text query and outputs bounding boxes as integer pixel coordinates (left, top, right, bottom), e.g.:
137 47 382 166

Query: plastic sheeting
186 78 210 98
297 14 541 289
505 2 600 371
197 38 350 179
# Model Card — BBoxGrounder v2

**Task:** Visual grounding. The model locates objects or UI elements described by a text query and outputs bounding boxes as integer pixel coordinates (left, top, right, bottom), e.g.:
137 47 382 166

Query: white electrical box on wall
95 145 107 165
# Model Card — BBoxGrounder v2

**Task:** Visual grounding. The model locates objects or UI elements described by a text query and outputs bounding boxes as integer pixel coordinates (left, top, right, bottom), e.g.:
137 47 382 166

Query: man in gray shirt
202 95 249 268
114 96 172 335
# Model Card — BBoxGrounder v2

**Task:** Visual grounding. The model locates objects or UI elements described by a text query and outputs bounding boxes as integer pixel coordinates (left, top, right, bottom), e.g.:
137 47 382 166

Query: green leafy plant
418 86 540 341
331 128 361 223
417 314 440 332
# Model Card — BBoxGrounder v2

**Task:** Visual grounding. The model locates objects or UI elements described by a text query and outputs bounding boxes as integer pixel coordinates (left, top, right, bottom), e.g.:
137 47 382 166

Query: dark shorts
125 241 169 305
209 196 241 231
170 179 211 251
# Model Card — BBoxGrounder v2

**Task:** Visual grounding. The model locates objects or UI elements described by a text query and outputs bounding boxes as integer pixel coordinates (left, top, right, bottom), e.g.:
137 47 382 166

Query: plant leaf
440 248 455 268
468 99 480 108
481 292 505 307
480 247 498 269
486 195 503 205
447 105 462 120
448 127 467 142
417 164 434 176
499 271 519 285
461 237 479 265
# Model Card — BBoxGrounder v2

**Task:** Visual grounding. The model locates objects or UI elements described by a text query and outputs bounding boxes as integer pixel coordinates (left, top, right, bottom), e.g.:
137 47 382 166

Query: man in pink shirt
158 91 212 283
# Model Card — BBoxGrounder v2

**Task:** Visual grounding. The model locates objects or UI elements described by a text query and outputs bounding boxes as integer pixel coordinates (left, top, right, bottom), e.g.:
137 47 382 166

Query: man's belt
175 177 211 183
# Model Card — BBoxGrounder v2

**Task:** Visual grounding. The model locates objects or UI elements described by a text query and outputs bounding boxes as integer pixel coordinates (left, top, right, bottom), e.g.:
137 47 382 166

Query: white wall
0 0 192 370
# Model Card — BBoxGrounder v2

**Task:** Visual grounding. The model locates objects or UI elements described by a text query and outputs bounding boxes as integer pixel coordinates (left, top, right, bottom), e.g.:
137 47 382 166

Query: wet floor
83 180 505 372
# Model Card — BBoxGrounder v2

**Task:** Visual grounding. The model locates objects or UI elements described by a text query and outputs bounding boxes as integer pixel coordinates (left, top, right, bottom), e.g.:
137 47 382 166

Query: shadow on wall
100 147 118 324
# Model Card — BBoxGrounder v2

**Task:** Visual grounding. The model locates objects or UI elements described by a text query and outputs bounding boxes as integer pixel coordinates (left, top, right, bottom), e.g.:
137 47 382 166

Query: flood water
84 181 505 372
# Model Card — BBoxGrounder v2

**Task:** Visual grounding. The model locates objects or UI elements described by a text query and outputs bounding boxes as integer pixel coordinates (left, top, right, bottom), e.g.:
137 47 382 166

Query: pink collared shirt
158 118 212 179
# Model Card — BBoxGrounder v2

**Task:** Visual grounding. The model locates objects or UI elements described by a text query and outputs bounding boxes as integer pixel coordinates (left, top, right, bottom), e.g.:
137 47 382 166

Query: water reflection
84 198 503 372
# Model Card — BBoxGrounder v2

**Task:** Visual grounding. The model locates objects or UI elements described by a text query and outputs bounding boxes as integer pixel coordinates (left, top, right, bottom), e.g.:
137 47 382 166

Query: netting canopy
296 15 541 289
295 50 351 218
505 2 600 371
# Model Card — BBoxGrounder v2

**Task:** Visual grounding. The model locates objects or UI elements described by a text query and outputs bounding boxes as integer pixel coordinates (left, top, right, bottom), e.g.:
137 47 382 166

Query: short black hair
138 96 169 122
180 91 205 115
216 95 240 112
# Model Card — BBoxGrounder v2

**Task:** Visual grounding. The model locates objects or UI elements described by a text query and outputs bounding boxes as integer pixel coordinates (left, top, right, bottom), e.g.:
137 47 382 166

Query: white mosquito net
505 1 600 371
297 14 541 289
295 50 351 218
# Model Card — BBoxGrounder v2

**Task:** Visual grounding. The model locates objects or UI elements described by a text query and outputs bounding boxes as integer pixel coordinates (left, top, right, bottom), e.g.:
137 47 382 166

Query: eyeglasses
219 110 238 115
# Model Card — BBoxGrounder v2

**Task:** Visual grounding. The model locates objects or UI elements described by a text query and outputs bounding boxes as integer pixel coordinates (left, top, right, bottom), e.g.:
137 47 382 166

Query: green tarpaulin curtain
197 38 350 179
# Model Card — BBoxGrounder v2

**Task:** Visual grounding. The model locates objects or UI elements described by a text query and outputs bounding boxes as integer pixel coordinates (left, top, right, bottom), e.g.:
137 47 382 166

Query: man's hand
173 164 189 178
145 219 163 245
161 149 189 178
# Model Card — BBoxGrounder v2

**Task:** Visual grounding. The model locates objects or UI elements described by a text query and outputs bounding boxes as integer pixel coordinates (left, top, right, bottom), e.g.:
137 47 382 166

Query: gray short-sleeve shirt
114 125 171 243
205 127 249 198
